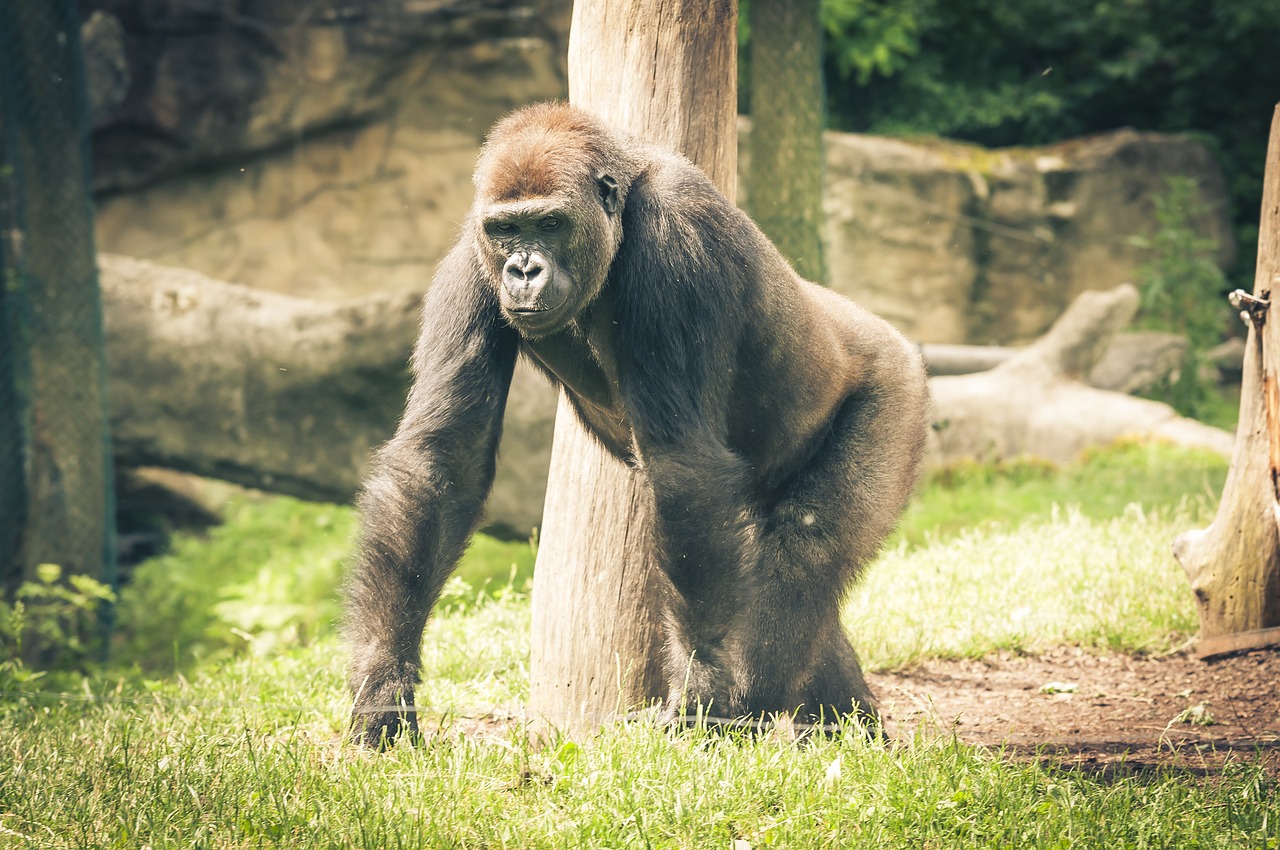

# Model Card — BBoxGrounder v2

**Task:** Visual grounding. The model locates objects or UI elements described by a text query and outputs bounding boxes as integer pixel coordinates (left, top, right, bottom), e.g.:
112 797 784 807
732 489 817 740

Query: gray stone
85 0 572 192
1203 337 1247 384
808 129 1233 346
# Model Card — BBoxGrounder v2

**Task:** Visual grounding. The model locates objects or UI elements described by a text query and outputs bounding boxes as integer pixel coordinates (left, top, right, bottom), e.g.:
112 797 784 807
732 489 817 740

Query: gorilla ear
596 174 620 215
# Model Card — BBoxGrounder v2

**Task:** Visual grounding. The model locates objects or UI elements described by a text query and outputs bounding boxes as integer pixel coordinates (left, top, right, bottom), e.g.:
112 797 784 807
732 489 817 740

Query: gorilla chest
521 320 634 456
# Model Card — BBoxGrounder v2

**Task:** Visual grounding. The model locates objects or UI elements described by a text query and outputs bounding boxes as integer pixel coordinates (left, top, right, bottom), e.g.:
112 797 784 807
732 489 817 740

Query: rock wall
83 0 1234 532
89 2 1231 341
88 0 571 300
811 129 1233 345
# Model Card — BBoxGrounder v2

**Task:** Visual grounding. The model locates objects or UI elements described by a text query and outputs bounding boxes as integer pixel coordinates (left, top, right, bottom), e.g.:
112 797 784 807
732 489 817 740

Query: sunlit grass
2 640 1275 849
895 438 1226 547
853 505 1201 669
3 439 1267 848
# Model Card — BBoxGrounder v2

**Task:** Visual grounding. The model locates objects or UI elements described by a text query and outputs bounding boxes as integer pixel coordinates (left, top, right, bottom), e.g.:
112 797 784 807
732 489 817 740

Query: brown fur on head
474 102 642 204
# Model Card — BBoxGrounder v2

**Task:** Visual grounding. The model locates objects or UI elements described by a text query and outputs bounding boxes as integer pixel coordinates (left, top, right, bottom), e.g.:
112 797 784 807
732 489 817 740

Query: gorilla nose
504 253 545 283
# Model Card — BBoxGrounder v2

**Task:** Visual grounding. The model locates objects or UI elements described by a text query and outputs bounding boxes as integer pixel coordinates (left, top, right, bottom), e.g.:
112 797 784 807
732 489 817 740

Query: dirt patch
425 646 1280 775
871 646 1280 775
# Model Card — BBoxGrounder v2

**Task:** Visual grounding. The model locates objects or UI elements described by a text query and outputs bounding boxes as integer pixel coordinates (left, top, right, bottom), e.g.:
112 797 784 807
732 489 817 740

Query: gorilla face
474 147 624 338
480 173 622 337
481 201 585 336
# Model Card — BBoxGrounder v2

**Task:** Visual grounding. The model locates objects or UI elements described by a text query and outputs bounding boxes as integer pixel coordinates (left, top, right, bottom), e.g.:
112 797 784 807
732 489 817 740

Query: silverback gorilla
345 102 929 746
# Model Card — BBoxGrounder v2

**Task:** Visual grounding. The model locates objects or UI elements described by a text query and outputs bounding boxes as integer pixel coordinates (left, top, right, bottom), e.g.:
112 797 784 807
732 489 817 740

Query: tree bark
1174 104 1280 652
528 0 738 730
0 1 114 595
748 0 827 284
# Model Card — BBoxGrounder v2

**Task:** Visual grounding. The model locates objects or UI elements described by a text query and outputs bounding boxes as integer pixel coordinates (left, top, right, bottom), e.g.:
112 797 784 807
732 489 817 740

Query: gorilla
345 102 929 746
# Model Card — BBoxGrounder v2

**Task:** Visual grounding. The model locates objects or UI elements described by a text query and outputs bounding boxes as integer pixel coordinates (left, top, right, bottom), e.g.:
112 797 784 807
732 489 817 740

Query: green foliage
113 496 536 671
113 497 357 670
0 563 115 687
1130 177 1231 419
821 0 922 85
1132 178 1228 349
820 1 1277 148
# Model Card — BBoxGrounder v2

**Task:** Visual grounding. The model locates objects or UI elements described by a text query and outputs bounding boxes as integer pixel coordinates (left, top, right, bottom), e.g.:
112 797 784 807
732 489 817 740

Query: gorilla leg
736 387 923 724
643 445 759 719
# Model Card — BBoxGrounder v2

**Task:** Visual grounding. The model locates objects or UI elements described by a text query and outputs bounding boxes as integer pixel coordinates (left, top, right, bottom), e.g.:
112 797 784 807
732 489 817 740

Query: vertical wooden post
527 0 738 729
1174 103 1280 656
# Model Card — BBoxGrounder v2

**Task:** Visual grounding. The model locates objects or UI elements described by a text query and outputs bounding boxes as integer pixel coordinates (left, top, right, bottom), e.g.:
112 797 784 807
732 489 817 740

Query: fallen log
103 254 419 502
919 343 1011 376
102 254 557 533
921 331 1187 395
928 284 1232 466
102 255 1229 530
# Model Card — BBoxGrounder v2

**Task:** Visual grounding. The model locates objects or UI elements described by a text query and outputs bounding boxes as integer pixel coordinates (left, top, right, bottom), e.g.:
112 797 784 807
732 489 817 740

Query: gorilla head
471 105 642 337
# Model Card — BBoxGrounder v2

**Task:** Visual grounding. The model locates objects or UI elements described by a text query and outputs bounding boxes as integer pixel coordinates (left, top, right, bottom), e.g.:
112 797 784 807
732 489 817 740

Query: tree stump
1173 104 1280 657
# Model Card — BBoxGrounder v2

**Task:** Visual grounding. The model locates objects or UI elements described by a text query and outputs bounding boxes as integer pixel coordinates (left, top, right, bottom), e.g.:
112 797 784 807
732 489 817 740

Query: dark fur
344 102 930 746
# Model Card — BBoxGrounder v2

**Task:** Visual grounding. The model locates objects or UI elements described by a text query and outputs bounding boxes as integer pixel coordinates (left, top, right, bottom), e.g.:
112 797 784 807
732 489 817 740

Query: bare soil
871 646 1280 775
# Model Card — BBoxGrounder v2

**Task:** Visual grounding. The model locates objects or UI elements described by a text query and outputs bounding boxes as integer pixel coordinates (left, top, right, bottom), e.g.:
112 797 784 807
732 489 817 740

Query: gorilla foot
350 707 422 749
349 679 423 749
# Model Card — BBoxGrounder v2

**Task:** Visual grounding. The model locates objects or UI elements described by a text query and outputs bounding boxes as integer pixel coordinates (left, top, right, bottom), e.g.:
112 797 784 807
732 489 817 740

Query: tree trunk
528 0 738 731
0 1 114 596
748 0 827 284
1173 103 1280 656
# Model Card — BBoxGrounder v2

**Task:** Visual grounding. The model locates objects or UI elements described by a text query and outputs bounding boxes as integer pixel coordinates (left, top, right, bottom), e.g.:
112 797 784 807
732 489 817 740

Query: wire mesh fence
0 0 116 621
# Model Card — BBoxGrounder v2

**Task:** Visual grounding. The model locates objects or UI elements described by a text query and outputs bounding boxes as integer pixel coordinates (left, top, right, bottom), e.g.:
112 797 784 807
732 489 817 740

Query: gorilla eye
538 217 562 232
491 222 518 234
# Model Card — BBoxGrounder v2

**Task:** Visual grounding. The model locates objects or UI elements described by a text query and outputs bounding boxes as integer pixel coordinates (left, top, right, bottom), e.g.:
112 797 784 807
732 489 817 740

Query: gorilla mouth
502 301 567 335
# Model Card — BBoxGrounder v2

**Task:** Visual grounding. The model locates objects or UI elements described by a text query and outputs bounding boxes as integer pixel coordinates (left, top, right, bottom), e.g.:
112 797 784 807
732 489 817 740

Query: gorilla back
344 102 930 746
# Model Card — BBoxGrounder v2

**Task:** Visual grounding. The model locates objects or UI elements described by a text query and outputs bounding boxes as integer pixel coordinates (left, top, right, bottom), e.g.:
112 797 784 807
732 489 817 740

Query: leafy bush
113 497 358 670
1130 176 1231 419
0 563 115 687
113 496 536 671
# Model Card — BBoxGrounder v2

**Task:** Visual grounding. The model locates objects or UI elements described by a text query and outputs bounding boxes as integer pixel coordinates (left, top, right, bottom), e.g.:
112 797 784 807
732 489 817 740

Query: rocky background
82 0 1235 535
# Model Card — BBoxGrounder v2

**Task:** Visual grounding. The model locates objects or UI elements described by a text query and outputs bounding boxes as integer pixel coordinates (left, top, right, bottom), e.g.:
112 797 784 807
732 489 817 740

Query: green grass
3 626 1276 848
3 439 1272 849
113 500 535 672
894 439 1227 547
855 507 1202 669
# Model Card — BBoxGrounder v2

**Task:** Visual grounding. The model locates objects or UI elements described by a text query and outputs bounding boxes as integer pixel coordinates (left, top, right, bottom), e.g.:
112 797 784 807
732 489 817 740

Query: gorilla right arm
343 240 519 747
